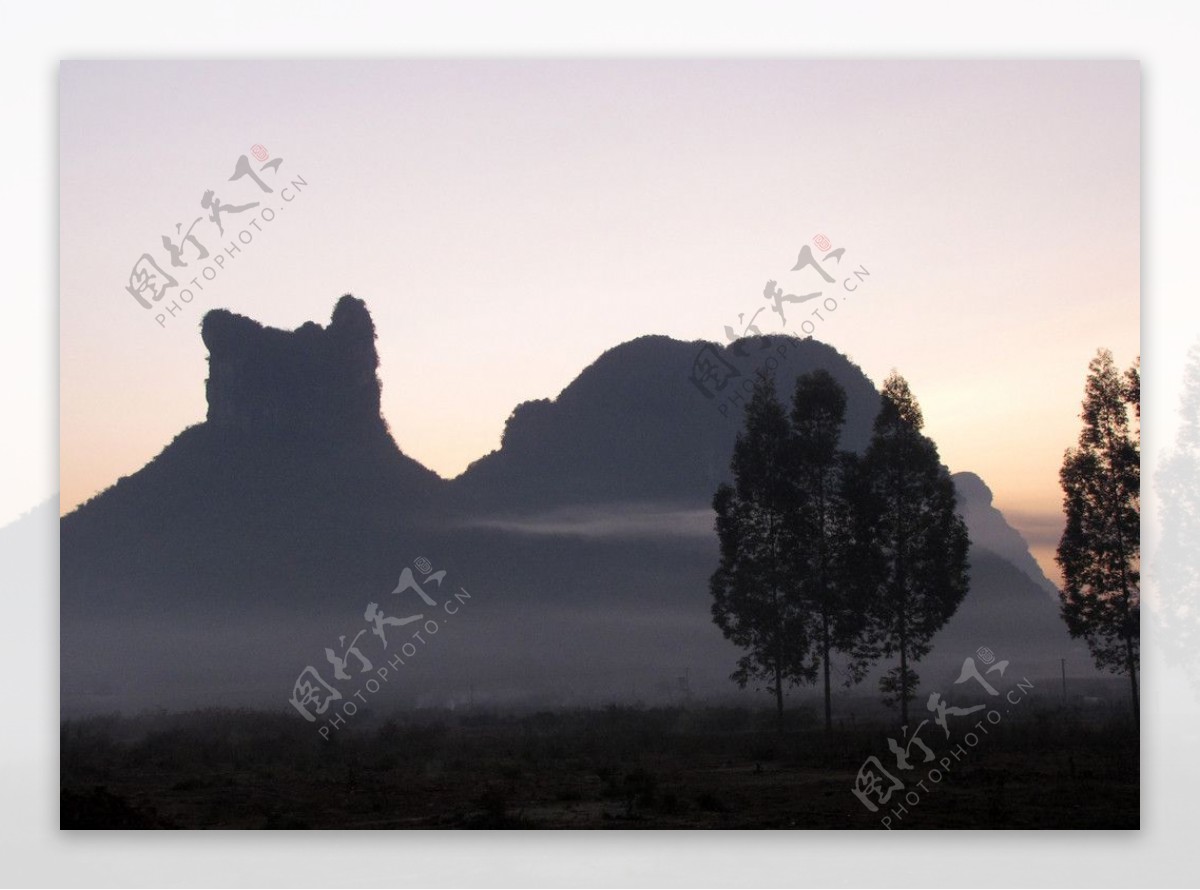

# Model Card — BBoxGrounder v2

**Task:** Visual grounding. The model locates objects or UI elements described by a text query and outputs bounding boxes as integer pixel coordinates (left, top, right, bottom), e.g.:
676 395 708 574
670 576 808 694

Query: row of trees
710 369 970 730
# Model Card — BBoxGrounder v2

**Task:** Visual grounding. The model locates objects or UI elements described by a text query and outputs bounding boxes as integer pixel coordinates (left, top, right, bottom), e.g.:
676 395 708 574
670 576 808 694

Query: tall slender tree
711 373 815 730
1056 349 1140 721
855 373 970 726
789 370 866 733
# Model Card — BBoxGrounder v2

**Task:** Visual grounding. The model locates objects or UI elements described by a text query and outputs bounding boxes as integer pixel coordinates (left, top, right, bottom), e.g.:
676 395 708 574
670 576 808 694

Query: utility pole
1060 658 1067 704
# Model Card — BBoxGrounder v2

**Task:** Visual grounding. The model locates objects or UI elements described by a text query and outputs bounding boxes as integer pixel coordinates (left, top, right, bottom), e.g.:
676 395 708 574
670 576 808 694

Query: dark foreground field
61 705 1139 829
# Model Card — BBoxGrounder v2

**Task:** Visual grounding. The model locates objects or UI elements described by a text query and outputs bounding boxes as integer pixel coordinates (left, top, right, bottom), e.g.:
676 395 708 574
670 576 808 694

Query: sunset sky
59 60 1139 581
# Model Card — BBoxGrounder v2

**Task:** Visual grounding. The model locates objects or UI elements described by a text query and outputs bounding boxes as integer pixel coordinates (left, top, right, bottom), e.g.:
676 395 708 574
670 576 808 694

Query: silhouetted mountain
449 334 881 512
61 296 443 616
925 548 1086 683
59 296 1097 716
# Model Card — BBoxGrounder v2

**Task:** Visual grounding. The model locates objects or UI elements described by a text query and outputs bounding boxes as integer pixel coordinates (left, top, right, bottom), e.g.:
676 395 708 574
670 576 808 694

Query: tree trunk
818 478 832 734
1125 632 1139 725
774 581 784 734
896 496 909 728
774 663 784 734
822 613 832 733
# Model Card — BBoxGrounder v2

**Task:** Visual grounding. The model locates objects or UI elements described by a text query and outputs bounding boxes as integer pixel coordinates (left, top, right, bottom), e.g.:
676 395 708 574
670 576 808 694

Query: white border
3 1 1196 886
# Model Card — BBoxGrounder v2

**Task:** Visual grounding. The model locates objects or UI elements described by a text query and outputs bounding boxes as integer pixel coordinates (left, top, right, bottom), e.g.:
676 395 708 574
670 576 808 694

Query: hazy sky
59 60 1139 580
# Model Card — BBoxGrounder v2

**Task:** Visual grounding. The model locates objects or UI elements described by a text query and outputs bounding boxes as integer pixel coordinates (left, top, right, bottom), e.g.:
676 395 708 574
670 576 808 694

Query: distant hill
951 471 1061 600
449 333 881 511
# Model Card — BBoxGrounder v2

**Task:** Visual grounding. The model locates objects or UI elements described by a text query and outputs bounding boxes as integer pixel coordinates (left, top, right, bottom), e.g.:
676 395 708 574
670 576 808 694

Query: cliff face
201 295 385 437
